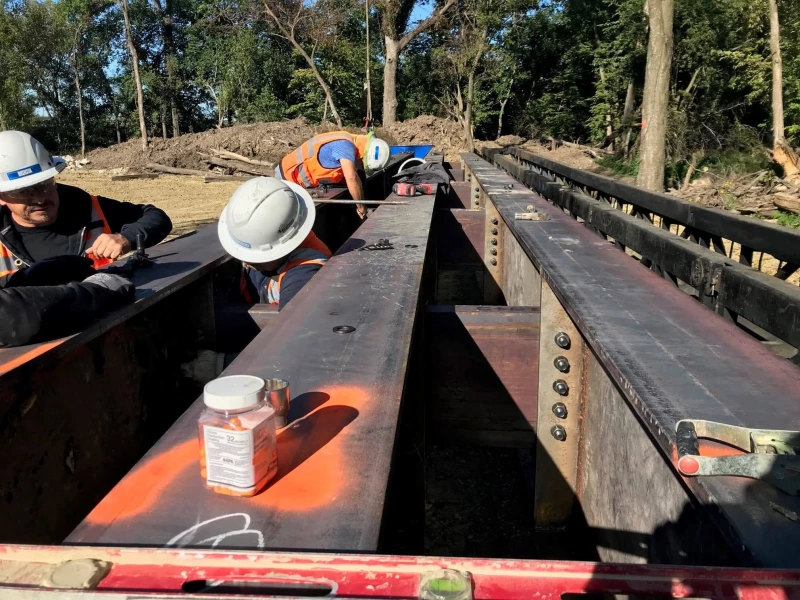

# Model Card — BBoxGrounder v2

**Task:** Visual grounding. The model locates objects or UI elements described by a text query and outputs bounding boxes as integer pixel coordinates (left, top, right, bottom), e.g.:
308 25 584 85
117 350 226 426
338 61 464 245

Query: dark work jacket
0 281 130 347
0 183 172 289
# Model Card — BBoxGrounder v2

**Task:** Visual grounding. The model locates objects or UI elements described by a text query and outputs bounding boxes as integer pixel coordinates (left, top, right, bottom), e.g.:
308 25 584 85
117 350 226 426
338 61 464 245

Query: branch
398 0 457 51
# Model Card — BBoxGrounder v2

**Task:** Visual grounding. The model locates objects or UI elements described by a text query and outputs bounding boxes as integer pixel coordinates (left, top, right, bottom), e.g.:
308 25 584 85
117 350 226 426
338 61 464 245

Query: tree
262 0 346 126
119 0 149 150
377 0 456 126
150 0 180 136
637 0 674 191
768 0 800 181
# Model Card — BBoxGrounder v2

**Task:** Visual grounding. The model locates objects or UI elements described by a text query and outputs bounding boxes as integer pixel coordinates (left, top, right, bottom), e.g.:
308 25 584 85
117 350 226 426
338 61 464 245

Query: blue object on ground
389 145 434 159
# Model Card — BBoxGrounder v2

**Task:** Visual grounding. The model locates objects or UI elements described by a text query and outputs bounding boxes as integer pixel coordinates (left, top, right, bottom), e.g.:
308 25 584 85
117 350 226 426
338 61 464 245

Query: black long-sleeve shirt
0 183 172 288
0 280 131 347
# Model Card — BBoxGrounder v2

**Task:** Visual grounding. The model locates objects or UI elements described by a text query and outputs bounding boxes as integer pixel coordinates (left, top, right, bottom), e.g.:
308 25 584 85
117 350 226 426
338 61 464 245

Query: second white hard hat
218 177 316 264
366 137 390 172
0 131 66 193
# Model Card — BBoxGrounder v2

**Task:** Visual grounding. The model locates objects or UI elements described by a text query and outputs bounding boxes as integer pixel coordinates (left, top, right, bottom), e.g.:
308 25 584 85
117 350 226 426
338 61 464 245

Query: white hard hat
366 137 390 171
0 131 66 193
218 177 316 264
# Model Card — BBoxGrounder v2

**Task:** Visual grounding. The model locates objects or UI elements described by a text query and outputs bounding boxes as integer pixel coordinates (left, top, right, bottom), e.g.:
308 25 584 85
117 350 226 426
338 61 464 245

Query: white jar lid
204 375 266 411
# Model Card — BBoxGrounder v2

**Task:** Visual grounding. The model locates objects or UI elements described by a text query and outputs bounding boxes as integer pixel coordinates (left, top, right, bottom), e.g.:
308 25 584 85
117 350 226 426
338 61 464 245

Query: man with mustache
0 131 172 347
0 131 172 284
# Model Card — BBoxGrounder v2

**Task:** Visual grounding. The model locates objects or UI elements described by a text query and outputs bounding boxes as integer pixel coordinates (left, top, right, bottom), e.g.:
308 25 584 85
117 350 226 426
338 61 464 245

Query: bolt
490 258 498 266
474 199 480 206
554 332 571 349
490 238 497 246
551 425 567 442
491 228 498 235
552 402 568 419
491 217 498 225
490 248 497 256
553 379 569 396
554 356 570 373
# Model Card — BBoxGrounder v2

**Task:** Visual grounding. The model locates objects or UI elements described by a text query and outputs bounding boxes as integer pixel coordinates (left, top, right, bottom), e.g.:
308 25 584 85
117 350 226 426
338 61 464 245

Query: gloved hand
12 255 95 287
82 273 135 297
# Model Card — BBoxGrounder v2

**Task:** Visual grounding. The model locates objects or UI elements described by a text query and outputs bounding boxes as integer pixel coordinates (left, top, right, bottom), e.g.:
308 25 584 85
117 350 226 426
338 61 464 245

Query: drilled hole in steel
405 244 418 248
333 325 356 334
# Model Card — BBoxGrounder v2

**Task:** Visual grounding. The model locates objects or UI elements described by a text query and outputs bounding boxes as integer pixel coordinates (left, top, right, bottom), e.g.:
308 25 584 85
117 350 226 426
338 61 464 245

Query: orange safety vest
0 195 113 278
239 232 332 305
280 131 371 189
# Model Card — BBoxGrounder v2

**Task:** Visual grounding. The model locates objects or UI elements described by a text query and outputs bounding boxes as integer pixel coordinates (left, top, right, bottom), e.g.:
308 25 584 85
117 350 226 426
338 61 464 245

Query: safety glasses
1 178 56 201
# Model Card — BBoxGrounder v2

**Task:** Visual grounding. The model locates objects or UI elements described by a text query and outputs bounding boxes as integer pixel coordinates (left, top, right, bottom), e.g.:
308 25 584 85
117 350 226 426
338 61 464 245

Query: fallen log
110 173 161 181
146 162 208 177
772 193 800 215
211 149 274 168
203 155 273 176
560 140 613 157
203 175 253 183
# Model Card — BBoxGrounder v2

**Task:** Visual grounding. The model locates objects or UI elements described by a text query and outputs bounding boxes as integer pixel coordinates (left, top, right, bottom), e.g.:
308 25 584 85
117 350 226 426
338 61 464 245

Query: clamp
676 419 800 495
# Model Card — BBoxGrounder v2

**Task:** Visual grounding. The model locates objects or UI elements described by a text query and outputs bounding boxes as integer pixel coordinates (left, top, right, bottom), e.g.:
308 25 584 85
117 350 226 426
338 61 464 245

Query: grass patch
596 155 639 178
773 210 800 228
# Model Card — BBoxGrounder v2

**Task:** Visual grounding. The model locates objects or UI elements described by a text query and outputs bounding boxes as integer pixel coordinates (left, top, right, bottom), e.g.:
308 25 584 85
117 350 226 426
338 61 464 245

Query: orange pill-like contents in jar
197 375 279 497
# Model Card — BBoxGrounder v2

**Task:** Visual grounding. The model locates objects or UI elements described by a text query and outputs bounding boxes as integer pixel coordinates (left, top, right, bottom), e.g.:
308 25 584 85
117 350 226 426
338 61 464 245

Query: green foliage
597 155 640 178
0 0 797 171
773 210 800 228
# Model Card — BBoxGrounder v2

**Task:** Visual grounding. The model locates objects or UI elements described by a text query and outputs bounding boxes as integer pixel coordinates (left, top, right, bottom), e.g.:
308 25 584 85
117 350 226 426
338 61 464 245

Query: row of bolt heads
489 217 499 265
552 331 571 442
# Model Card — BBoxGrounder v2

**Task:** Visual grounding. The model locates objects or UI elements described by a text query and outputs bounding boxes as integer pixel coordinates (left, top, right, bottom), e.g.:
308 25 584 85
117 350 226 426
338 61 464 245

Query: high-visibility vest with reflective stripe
266 233 331 305
280 131 371 189
0 195 113 278
240 232 331 305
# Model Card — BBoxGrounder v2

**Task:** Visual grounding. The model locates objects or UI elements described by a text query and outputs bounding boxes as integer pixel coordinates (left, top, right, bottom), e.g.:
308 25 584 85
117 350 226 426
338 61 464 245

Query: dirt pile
84 118 329 172
382 115 468 162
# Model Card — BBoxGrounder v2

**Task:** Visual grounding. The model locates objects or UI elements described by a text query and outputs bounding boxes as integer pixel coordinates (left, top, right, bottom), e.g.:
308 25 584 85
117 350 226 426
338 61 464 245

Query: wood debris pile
672 171 800 217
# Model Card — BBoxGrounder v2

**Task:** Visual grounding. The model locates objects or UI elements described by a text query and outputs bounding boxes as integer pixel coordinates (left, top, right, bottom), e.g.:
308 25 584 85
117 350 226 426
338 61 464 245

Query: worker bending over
0 131 172 288
277 131 390 219
218 177 331 309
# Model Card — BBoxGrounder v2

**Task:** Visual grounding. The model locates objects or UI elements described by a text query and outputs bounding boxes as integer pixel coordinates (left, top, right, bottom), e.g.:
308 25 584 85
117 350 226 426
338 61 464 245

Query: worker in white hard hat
277 131 390 219
218 177 332 309
0 131 172 287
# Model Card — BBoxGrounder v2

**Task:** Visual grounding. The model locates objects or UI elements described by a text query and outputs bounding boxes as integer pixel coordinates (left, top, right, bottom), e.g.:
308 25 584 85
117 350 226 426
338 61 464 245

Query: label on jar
203 420 277 491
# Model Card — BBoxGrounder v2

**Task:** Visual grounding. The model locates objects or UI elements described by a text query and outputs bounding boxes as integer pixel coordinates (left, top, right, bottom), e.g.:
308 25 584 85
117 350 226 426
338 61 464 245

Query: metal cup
265 378 290 428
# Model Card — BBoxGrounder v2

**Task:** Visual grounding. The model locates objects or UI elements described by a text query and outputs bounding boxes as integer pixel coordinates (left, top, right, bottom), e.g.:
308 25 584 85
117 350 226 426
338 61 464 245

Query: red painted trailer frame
1 545 799 599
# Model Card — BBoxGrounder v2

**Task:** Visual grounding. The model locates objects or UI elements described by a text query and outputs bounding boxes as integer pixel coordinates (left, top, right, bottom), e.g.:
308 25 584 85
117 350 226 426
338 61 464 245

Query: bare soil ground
58 171 239 239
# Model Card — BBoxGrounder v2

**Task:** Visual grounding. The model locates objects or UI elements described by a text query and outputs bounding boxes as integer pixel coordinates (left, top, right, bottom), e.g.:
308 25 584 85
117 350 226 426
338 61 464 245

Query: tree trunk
497 79 513 140
768 0 800 182
636 0 674 192
382 37 399 126
464 35 485 153
365 0 372 124
161 101 168 138
75 72 86 158
622 81 635 158
120 0 148 151
598 66 613 140
71 26 87 158
152 0 180 137
380 0 456 126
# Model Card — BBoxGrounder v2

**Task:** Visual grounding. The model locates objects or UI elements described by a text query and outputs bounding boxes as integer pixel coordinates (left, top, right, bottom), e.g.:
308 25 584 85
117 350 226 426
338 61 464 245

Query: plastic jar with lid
198 375 279 497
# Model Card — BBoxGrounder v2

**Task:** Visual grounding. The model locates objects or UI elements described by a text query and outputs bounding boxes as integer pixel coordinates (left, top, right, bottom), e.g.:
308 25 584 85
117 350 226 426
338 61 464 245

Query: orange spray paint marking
0 340 63 376
85 439 197 525
251 385 369 512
